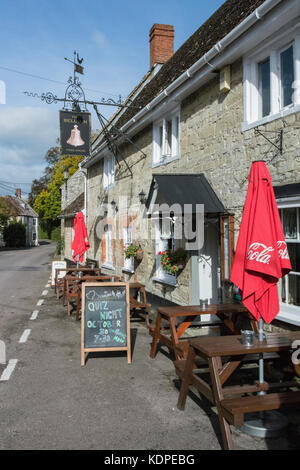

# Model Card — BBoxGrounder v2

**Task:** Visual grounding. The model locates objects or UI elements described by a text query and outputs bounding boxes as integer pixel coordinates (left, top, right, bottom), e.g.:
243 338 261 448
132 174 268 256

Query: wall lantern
63 166 69 183
139 190 146 205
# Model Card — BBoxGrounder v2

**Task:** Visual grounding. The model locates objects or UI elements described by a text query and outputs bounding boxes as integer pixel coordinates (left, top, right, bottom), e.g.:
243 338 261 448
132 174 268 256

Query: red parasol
72 211 90 264
230 161 291 324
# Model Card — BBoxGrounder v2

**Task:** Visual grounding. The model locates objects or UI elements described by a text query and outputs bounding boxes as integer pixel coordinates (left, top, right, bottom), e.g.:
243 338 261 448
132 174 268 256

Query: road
0 243 298 451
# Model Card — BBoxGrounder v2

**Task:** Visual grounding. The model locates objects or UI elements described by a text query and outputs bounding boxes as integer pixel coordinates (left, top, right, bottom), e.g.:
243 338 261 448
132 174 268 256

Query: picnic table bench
176 332 300 450
129 282 151 329
62 274 119 319
150 303 257 360
55 267 101 299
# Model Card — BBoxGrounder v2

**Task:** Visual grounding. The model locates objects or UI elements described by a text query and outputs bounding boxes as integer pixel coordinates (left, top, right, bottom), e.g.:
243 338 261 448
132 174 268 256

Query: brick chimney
149 24 174 69
15 188 21 198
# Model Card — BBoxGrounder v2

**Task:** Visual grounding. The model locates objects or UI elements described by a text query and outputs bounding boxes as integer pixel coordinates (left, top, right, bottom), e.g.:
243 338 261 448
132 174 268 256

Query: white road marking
42 290 48 296
19 329 31 344
45 284 50 288
0 359 18 381
37 299 44 306
30 310 39 320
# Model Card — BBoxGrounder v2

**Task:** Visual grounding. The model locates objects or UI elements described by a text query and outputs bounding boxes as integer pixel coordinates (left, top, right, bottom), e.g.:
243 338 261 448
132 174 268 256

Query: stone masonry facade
84 56 300 306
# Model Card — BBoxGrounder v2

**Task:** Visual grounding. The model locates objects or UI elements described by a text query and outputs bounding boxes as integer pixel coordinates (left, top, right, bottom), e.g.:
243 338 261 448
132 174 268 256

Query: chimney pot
149 24 174 69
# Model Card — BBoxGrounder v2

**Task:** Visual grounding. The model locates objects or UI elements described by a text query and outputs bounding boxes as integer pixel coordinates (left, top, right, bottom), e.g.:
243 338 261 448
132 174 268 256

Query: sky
0 0 224 198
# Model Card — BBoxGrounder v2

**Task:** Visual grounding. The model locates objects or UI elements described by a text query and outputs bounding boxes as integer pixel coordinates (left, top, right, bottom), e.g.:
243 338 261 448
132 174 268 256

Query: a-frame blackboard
81 282 131 365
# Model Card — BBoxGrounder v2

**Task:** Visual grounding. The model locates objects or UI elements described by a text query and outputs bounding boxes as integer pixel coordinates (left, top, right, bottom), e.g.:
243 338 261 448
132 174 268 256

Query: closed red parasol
72 211 90 264
230 161 291 324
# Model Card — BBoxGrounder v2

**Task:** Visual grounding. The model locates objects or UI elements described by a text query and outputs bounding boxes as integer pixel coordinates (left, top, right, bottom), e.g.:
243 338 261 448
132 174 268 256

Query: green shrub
3 222 26 247
56 233 65 255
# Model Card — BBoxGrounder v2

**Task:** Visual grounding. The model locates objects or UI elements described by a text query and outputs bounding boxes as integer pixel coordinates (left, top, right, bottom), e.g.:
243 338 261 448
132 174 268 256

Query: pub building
61 0 300 331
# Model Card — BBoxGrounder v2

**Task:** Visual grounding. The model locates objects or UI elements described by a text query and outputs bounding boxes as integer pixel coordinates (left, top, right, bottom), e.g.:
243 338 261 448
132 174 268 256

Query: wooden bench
221 391 300 427
176 333 300 450
129 283 152 330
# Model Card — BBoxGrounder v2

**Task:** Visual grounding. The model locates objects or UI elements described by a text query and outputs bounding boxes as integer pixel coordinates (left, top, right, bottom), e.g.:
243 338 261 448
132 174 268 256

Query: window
103 224 114 267
279 206 300 309
153 109 180 166
103 154 115 189
153 213 176 285
280 45 294 108
123 226 134 273
258 58 270 118
243 30 300 130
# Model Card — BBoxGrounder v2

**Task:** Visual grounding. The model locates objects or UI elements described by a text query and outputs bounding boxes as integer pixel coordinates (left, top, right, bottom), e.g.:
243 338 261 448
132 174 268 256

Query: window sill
152 276 177 287
276 303 300 327
242 104 300 132
122 267 135 274
101 263 115 271
152 155 179 168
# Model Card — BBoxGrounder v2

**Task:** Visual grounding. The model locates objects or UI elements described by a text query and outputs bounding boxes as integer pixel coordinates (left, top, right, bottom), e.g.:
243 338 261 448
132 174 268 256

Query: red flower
167 257 170 261
162 251 166 255
158 251 162 255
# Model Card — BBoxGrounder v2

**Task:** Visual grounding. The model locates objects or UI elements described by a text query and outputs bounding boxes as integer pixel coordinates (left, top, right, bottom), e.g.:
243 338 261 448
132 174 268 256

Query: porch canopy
145 174 225 215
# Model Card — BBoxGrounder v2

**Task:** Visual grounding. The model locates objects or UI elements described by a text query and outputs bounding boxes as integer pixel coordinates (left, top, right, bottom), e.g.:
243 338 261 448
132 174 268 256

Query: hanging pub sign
60 110 91 156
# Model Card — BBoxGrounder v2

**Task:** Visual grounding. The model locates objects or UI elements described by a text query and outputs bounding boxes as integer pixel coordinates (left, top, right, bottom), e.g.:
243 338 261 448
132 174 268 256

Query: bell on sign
67 125 85 147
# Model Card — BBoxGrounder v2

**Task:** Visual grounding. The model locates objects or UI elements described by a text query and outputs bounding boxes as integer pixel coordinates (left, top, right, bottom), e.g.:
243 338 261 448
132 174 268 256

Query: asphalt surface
0 243 300 451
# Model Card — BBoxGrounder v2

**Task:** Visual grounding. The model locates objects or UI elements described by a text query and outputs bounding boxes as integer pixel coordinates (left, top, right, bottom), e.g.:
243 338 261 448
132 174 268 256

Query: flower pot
135 249 143 262
177 258 185 270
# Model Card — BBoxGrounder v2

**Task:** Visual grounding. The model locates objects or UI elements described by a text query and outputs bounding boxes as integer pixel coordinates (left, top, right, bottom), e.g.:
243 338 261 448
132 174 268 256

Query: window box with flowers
125 244 143 262
158 248 187 275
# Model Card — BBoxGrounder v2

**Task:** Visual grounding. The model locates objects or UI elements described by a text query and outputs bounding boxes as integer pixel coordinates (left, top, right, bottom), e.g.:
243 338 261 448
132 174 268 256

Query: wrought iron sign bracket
24 52 145 175
254 126 283 155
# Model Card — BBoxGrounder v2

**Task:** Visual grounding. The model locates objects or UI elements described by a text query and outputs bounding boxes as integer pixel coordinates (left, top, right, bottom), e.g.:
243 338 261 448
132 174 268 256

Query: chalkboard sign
81 282 131 365
51 260 67 287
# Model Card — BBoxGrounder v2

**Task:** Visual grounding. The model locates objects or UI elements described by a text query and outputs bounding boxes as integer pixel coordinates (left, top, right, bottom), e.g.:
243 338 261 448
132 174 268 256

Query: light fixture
63 166 69 183
139 190 146 205
111 199 118 212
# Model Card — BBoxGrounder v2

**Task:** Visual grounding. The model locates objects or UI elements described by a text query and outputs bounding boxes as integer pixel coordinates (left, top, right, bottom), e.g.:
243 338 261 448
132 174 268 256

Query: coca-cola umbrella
72 211 90 268
230 160 292 436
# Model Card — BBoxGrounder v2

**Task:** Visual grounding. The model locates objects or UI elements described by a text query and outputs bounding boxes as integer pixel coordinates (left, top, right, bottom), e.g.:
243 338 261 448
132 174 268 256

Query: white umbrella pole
258 318 265 387
76 254 79 269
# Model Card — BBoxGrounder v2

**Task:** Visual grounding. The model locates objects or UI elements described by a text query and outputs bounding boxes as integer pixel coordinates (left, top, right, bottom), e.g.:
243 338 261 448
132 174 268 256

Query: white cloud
0 106 58 191
91 29 108 48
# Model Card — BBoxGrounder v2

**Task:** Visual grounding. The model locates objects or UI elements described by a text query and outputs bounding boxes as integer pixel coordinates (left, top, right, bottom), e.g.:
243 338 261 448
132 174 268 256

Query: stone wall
85 57 300 306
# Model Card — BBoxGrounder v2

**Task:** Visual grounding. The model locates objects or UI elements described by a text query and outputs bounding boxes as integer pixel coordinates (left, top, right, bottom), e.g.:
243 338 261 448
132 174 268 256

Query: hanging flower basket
135 248 143 262
125 243 143 261
158 248 187 275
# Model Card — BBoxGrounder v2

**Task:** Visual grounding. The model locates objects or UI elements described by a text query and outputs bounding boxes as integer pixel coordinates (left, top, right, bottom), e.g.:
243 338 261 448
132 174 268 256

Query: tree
3 222 26 247
28 144 60 207
33 155 83 238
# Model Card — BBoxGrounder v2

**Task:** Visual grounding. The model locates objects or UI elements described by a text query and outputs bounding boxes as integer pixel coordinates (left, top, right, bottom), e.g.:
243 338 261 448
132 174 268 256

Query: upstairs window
153 109 180 166
103 154 115 190
243 29 300 130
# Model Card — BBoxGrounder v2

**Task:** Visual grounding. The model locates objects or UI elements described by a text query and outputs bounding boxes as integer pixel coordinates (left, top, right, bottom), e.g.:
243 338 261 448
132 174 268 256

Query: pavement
0 242 300 451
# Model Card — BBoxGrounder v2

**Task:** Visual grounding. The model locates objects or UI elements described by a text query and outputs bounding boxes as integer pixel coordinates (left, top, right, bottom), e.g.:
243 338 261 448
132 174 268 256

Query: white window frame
243 26 300 131
276 196 300 327
152 108 180 167
102 224 114 269
152 212 177 286
103 154 115 190
123 226 134 273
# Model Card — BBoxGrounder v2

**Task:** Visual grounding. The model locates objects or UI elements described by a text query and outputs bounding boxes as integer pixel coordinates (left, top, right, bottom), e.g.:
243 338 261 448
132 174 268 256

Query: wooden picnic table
62 274 120 319
176 332 300 450
129 282 151 329
150 303 257 360
55 267 101 298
